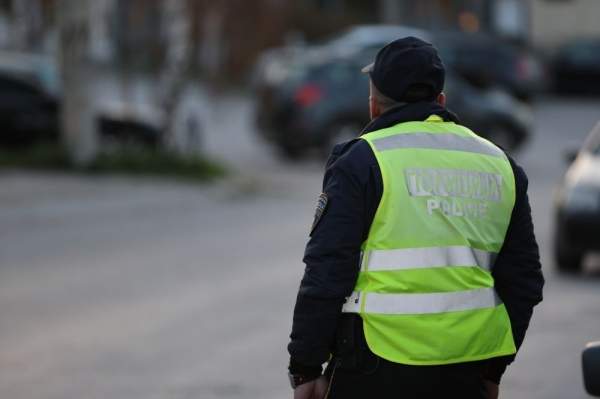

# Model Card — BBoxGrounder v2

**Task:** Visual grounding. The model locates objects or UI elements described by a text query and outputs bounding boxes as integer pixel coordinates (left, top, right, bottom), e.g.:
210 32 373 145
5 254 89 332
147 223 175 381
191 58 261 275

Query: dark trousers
326 315 488 399
325 356 487 399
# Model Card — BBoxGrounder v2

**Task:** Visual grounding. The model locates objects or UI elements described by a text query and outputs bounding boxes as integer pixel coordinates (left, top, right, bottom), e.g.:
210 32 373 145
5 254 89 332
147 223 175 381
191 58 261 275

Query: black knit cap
362 36 445 102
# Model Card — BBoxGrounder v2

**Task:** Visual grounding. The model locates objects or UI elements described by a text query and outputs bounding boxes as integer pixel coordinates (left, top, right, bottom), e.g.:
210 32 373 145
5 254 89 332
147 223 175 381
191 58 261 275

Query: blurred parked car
97 100 165 148
553 123 600 272
250 25 427 94
553 38 600 95
306 25 547 102
433 32 547 102
254 48 532 158
0 52 60 146
318 24 429 55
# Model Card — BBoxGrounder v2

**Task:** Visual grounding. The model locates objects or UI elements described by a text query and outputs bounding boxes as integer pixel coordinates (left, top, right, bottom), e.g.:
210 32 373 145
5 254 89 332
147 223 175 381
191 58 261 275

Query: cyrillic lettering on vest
405 167 502 219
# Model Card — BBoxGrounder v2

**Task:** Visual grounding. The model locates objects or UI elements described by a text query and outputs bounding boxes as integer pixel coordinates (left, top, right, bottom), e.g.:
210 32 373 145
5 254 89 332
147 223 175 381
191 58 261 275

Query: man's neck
362 101 459 135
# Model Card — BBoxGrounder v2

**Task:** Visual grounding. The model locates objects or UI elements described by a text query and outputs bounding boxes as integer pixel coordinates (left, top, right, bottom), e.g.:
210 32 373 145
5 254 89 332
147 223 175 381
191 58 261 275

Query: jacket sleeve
485 157 545 383
288 141 375 375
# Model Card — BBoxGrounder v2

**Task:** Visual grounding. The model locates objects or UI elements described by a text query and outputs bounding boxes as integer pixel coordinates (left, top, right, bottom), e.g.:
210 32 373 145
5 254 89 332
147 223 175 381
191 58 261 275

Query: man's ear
436 92 446 107
370 96 381 120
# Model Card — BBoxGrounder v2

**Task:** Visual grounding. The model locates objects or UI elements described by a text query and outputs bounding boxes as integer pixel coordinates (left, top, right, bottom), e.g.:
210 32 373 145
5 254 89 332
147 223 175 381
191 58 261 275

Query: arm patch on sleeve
310 193 328 235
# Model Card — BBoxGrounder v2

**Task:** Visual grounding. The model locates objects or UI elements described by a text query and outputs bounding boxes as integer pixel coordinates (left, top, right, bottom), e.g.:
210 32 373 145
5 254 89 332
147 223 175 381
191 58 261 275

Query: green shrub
0 144 226 182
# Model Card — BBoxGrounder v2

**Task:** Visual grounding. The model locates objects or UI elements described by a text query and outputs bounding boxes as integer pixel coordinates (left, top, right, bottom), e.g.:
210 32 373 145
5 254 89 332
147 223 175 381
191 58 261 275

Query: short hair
370 80 400 111
370 80 439 112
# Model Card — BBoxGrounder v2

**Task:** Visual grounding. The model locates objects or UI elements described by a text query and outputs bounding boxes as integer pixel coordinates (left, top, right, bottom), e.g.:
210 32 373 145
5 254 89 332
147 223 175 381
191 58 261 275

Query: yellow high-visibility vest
342 115 517 365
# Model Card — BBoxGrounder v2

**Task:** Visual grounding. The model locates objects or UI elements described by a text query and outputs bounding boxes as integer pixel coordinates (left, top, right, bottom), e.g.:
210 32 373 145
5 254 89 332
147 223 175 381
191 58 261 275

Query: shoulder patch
310 193 329 235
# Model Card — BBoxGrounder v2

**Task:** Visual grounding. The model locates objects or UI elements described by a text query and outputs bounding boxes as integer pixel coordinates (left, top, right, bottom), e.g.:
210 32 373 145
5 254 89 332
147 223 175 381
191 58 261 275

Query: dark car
553 123 600 272
318 24 429 55
96 100 166 148
553 38 600 95
307 25 547 102
254 49 532 158
255 52 368 157
432 32 547 102
0 52 60 146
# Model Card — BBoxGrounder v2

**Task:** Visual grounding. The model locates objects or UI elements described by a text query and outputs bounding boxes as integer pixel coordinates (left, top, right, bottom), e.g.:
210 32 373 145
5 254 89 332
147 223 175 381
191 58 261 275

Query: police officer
288 37 544 399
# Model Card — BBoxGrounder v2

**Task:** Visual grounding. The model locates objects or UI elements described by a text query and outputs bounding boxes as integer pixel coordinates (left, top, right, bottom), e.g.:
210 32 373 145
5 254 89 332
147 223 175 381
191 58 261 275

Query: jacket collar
361 101 460 135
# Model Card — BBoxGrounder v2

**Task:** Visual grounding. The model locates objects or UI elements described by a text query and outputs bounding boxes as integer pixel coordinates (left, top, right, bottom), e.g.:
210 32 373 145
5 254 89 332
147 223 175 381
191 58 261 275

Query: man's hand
484 380 499 399
294 376 329 399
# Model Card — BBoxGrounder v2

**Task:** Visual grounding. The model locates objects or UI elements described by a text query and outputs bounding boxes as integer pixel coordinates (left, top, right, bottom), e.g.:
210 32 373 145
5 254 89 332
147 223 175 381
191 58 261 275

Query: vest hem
365 343 517 367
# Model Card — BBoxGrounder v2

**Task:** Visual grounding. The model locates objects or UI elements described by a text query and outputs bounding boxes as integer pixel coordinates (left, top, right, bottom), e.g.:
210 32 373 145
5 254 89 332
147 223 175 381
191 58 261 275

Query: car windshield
323 25 428 51
325 26 397 48
288 60 360 86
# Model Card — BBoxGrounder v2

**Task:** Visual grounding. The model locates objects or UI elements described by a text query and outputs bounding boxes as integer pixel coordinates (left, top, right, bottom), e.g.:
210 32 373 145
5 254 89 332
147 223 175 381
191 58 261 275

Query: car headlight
565 187 599 212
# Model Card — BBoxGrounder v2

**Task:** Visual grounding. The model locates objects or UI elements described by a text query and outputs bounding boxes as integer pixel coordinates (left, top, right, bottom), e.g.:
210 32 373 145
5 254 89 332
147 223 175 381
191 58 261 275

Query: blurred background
1 1 600 398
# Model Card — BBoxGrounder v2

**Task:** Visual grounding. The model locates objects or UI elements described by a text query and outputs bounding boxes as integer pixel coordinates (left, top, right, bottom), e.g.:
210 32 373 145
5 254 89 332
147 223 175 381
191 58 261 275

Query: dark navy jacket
288 102 544 383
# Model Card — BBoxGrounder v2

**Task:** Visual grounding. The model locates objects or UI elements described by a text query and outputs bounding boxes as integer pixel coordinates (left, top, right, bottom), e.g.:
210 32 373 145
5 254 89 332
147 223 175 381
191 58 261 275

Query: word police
404 167 504 218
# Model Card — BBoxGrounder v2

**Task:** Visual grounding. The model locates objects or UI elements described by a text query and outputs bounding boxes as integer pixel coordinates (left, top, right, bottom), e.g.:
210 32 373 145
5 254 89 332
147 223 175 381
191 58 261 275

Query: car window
319 63 357 85
286 64 309 84
298 61 363 87
323 26 422 51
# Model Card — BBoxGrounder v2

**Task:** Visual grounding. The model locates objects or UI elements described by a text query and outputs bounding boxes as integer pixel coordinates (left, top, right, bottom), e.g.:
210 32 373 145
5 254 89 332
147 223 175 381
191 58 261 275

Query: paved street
1 96 599 399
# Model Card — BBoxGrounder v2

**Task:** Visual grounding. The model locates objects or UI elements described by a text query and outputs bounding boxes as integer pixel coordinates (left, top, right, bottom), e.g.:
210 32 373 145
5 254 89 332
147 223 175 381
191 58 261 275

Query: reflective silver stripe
342 288 501 315
362 246 497 272
372 133 505 158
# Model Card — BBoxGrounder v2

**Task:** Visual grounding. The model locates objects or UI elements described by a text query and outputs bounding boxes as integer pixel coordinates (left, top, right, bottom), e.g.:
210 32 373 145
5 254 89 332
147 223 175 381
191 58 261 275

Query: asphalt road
1 97 599 399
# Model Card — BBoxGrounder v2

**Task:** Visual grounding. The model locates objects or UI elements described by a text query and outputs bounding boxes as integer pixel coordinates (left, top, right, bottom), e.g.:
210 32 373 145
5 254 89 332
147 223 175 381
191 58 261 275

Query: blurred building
379 0 529 43
2 0 600 79
380 0 600 48
0 0 56 52
187 0 376 81
531 0 600 47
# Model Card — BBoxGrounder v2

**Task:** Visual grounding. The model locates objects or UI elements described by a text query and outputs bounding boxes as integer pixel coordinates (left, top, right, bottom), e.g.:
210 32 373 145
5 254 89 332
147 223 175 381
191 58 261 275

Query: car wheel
484 125 518 152
554 231 583 273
